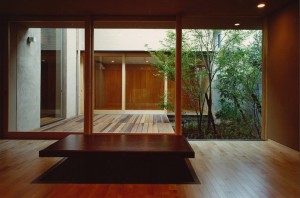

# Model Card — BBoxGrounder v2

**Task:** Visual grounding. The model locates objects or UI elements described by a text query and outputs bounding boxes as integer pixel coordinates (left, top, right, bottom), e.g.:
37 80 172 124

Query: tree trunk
205 93 217 134
233 96 247 123
251 93 261 115
197 95 202 133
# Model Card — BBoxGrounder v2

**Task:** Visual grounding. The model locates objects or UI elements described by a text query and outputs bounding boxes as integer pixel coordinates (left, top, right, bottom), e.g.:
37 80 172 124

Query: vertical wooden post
261 18 268 140
175 15 182 135
1 21 9 137
122 54 126 112
84 15 94 135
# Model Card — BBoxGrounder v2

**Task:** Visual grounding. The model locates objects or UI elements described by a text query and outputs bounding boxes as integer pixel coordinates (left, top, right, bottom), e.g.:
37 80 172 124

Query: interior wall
0 23 4 137
266 0 299 151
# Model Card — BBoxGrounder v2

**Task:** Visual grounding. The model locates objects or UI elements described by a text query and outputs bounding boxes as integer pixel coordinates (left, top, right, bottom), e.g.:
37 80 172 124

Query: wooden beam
261 18 268 141
122 54 126 111
2 22 9 138
175 15 182 135
84 16 94 135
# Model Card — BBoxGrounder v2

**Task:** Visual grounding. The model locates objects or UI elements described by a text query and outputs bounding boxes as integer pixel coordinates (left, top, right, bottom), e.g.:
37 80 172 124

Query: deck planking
35 114 174 133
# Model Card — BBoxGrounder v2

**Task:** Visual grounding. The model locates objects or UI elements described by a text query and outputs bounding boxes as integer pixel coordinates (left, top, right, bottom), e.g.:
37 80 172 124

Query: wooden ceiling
0 0 295 29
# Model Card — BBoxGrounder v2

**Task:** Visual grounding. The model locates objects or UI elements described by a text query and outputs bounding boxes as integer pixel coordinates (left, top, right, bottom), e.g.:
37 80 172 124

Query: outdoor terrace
36 114 174 133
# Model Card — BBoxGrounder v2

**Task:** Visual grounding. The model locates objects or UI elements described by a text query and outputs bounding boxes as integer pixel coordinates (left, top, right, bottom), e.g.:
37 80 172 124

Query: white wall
80 29 169 51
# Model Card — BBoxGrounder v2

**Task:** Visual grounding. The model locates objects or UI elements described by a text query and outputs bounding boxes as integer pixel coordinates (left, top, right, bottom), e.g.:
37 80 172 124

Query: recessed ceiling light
234 23 240 26
257 3 266 8
111 60 115 63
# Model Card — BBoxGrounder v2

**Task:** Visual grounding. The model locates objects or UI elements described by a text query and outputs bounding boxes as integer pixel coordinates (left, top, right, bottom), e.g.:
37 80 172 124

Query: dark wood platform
38 134 197 184
39 134 195 158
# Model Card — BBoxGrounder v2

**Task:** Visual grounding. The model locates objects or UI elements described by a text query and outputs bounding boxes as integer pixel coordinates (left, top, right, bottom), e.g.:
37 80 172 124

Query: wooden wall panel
126 64 164 110
266 0 299 151
94 64 122 110
0 22 4 138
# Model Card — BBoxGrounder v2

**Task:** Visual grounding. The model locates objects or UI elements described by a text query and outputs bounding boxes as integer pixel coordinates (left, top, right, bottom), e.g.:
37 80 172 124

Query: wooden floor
40 116 63 127
36 114 174 133
0 139 299 197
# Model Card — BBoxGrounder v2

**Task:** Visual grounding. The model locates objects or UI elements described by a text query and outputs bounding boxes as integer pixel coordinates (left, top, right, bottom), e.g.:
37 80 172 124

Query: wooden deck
36 114 174 133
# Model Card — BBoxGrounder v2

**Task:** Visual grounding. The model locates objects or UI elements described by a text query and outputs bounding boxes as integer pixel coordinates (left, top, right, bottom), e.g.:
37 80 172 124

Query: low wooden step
39 134 195 158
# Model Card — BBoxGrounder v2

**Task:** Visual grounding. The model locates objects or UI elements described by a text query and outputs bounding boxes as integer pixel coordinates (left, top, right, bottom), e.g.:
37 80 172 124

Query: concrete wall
64 29 78 118
266 1 299 151
9 24 41 131
9 27 79 131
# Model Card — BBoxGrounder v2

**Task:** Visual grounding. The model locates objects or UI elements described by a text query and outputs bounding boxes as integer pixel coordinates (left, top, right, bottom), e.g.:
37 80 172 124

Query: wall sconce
27 36 36 44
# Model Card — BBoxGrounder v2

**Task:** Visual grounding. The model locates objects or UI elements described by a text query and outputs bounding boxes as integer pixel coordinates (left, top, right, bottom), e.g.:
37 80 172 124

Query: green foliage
216 30 262 138
157 92 175 112
147 29 262 139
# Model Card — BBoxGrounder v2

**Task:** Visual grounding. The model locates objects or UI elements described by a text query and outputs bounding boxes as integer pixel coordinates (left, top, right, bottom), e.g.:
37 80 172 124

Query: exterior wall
85 29 168 51
9 25 41 131
266 1 299 151
64 29 78 118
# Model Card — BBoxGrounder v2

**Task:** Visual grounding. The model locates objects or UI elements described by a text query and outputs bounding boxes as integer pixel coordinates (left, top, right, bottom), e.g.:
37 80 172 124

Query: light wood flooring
0 139 299 197
36 114 174 134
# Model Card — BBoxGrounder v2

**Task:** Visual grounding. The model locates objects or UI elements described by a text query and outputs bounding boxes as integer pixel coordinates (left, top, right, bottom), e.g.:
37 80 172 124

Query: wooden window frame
1 15 182 139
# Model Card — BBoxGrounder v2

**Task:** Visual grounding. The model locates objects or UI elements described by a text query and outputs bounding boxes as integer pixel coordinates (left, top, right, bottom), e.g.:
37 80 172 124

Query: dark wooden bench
39 134 195 158
38 134 197 184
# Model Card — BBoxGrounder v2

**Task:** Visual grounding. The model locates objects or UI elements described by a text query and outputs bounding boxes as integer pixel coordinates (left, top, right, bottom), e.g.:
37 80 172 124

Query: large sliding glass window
40 29 64 126
179 29 263 139
92 25 175 133
8 22 85 132
7 19 178 134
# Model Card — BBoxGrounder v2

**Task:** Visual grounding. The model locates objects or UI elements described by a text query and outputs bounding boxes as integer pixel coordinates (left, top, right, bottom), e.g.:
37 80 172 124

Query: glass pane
180 29 262 139
40 29 63 125
93 27 175 134
8 22 84 132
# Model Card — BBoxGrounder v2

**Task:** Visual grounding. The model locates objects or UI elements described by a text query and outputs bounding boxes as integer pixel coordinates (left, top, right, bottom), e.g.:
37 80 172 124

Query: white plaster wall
16 28 41 131
64 29 78 118
80 29 169 51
